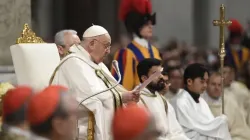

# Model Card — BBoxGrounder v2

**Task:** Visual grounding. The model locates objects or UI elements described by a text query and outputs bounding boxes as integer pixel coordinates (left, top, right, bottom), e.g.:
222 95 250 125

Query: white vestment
51 45 127 140
165 89 183 105
224 81 250 126
202 92 250 140
139 88 190 140
171 90 232 140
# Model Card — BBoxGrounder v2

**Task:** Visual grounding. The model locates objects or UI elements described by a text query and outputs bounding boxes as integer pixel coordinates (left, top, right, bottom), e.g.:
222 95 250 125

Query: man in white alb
50 25 140 140
171 63 231 140
137 58 190 140
202 71 250 140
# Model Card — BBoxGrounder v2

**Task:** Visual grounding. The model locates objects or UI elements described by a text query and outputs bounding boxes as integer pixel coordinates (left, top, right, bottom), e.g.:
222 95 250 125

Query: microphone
75 60 122 140
112 60 121 78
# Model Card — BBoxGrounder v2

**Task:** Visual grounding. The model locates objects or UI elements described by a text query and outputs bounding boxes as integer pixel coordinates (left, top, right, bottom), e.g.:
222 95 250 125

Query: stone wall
0 0 31 65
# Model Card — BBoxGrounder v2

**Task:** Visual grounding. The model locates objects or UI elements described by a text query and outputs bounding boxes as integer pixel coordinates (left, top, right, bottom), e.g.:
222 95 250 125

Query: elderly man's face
207 74 222 99
58 33 81 57
90 34 111 64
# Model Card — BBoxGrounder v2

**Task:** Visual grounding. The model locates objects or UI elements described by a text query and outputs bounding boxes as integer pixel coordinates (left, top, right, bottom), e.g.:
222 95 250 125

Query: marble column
0 0 31 65
32 0 53 41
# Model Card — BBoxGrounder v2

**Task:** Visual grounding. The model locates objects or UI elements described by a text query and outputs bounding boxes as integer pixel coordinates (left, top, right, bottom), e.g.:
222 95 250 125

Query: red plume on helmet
119 0 152 21
228 19 243 33
118 0 156 37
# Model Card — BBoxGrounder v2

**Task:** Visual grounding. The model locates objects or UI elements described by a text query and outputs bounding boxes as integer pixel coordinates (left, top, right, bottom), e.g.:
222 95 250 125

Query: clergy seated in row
162 66 184 101
136 58 190 140
50 25 140 139
27 86 78 140
111 0 161 91
171 63 232 140
202 72 250 140
222 63 250 127
0 86 32 140
54 29 81 59
112 103 161 140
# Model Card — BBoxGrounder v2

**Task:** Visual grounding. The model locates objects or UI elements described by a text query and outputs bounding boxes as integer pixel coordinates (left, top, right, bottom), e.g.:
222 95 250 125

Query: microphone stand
75 60 121 140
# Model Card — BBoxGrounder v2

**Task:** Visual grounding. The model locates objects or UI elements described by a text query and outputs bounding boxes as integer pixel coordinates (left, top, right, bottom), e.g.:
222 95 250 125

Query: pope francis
50 25 140 140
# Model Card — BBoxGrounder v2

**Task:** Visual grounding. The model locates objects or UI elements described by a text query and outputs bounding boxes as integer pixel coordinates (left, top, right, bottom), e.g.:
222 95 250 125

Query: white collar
202 92 221 105
2 124 30 138
67 45 119 85
140 87 160 97
133 35 149 48
69 45 102 70
69 44 92 61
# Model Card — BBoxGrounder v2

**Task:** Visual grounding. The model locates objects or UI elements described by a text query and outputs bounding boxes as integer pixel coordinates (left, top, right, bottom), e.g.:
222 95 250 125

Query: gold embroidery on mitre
16 23 45 44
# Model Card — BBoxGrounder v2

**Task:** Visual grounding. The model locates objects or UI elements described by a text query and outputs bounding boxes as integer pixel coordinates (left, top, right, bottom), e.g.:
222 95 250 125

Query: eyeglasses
93 39 111 50
164 80 171 85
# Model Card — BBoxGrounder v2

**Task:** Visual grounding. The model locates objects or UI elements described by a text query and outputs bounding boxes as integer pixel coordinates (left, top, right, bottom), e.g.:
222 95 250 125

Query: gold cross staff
213 4 232 114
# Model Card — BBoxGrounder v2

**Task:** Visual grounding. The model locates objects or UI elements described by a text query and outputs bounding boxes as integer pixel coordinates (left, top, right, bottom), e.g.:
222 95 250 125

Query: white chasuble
139 88 190 140
202 92 250 140
171 90 231 140
51 45 127 140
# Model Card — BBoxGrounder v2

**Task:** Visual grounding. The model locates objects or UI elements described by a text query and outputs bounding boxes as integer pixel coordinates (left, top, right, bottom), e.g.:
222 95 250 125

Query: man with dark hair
0 86 33 140
164 66 184 100
137 58 189 140
27 85 78 140
171 63 231 140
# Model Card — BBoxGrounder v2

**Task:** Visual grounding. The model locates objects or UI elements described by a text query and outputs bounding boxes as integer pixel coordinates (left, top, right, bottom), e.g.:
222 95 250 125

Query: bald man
50 25 140 140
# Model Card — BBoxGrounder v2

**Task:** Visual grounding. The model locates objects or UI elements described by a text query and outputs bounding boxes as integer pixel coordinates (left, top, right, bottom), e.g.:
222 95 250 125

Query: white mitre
82 25 109 38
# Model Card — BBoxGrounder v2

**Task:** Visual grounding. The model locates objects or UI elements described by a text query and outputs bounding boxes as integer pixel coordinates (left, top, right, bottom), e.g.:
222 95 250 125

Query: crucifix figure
213 4 232 114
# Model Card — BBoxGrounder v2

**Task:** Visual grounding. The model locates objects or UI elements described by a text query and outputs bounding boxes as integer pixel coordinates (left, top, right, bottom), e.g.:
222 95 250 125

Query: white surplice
171 90 232 140
51 45 127 140
202 92 250 140
138 88 190 140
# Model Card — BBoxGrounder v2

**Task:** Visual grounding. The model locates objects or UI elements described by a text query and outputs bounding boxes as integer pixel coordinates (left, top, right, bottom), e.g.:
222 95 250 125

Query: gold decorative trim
87 111 95 140
16 23 45 44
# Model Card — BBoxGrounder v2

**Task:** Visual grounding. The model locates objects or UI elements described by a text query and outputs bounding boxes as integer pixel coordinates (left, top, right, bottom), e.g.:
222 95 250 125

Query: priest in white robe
202 72 250 140
222 64 250 126
136 58 190 140
50 25 140 140
171 63 231 140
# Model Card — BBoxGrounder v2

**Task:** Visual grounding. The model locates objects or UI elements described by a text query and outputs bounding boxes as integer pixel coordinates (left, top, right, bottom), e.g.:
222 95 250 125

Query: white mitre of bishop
82 24 109 38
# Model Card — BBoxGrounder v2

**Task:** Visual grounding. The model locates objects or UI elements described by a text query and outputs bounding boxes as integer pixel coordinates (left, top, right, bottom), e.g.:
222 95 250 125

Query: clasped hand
122 90 140 103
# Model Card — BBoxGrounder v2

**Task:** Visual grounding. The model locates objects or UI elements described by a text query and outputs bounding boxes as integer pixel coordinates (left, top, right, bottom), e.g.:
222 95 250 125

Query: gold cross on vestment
213 4 232 114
